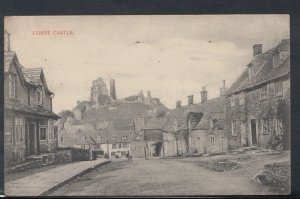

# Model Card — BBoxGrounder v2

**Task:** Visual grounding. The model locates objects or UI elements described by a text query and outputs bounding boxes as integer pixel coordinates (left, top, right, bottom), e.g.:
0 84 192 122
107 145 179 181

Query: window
40 128 47 140
231 122 237 136
61 137 63 142
210 119 217 130
97 136 102 141
260 85 268 100
8 74 16 98
111 152 116 156
210 136 215 146
230 97 236 107
122 143 128 148
4 116 13 143
81 136 86 141
38 88 43 105
5 127 13 143
122 136 127 141
118 143 122 149
15 116 24 142
275 81 283 96
239 93 245 105
112 143 117 149
275 119 283 136
111 135 117 140
261 118 269 135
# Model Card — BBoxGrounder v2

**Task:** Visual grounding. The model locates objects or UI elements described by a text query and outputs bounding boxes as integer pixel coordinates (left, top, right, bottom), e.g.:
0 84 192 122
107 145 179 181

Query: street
50 157 278 196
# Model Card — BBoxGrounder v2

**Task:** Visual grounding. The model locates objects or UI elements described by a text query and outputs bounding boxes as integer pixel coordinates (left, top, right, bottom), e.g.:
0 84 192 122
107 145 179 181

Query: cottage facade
225 39 290 150
4 31 59 166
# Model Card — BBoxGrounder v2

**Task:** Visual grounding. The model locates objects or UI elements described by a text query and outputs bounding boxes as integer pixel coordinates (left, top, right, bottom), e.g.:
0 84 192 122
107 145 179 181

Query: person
126 151 129 159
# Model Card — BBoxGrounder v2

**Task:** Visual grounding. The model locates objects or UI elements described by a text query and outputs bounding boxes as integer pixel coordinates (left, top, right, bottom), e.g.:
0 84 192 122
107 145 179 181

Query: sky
4 15 289 113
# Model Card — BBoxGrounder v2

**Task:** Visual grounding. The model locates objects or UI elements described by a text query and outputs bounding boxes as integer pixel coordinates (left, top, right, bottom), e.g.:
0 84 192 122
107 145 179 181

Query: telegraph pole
105 128 110 159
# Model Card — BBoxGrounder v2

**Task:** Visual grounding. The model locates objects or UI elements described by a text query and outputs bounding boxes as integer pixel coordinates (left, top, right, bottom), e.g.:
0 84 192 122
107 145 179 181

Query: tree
58 110 75 123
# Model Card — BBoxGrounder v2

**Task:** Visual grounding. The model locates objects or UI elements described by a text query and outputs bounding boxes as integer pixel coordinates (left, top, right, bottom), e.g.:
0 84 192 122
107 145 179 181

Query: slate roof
143 129 163 141
4 51 16 73
5 102 59 119
4 50 54 94
169 97 226 131
225 39 290 95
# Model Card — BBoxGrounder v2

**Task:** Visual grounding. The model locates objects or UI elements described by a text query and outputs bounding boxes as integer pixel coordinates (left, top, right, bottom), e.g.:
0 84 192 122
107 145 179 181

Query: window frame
230 97 236 107
15 116 24 143
231 121 237 136
275 81 283 97
261 118 269 135
239 93 245 105
210 136 215 146
260 85 268 100
8 73 17 99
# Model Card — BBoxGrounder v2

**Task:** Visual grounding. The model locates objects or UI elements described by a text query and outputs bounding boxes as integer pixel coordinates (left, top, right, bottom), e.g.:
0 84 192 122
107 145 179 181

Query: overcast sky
5 15 289 113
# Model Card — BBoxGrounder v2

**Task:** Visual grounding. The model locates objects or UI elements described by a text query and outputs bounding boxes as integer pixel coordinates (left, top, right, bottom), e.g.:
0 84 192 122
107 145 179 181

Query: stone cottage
170 82 228 155
4 31 59 166
225 39 290 150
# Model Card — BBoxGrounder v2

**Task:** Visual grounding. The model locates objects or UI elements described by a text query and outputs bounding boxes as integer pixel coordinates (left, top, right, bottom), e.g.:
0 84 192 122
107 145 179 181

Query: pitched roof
143 129 163 141
226 39 290 95
23 68 54 94
169 97 226 131
4 51 54 94
4 51 16 73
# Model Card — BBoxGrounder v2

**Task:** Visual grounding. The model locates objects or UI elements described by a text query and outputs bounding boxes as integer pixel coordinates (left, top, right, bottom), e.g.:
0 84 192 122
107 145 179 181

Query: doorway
29 123 36 155
250 119 257 146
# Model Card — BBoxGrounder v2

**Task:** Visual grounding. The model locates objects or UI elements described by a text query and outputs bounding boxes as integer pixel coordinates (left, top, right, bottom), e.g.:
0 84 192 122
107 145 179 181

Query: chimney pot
201 86 208 103
253 44 262 57
188 95 194 105
147 91 151 97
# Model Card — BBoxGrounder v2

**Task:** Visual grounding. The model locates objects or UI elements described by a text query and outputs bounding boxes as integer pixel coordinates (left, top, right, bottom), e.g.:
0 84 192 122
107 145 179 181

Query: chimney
201 86 207 103
4 30 11 51
219 80 227 96
188 95 193 105
110 79 116 99
253 44 262 57
176 101 181 108
147 91 151 98
77 100 81 105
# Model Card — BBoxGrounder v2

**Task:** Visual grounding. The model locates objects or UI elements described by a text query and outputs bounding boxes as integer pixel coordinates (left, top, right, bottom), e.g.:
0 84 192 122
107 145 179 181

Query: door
240 122 247 146
221 137 227 152
29 123 36 155
250 119 257 146
196 137 202 153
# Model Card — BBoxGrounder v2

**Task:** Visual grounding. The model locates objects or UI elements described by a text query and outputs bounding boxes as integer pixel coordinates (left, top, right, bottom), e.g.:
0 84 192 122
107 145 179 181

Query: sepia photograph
3 15 290 196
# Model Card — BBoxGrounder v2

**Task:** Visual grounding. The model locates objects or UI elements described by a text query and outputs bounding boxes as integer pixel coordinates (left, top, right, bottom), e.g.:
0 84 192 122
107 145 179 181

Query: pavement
5 159 110 196
49 155 288 196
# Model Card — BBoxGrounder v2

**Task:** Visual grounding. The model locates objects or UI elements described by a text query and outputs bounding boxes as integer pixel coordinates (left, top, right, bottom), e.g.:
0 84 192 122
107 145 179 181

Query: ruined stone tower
110 79 116 100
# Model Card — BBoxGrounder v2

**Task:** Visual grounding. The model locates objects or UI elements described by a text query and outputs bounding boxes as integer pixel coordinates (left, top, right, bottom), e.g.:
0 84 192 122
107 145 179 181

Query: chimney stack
219 80 227 96
201 86 207 103
188 95 194 105
176 101 181 108
4 30 11 51
110 79 116 99
253 44 262 57
147 91 151 98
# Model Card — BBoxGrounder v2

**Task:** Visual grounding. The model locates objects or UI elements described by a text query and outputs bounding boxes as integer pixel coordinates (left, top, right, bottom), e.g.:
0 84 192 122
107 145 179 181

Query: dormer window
38 88 43 105
8 74 16 98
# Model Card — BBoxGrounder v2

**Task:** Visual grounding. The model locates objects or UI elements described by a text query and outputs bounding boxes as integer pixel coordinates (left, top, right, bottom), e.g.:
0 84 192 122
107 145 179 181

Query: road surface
50 158 276 196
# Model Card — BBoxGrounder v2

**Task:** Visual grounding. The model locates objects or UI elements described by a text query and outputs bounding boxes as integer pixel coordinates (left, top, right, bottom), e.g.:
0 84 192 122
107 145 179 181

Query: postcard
3 15 290 196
